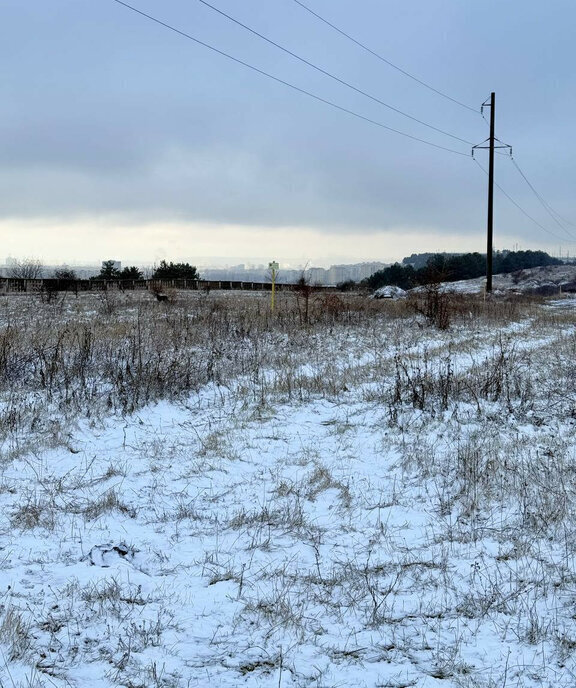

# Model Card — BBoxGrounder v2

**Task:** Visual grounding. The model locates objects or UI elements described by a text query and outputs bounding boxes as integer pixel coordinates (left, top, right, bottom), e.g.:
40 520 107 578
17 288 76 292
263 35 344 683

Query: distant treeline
365 250 561 291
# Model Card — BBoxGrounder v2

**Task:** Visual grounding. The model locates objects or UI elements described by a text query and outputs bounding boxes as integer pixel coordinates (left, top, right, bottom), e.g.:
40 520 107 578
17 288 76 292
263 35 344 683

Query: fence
0 278 337 294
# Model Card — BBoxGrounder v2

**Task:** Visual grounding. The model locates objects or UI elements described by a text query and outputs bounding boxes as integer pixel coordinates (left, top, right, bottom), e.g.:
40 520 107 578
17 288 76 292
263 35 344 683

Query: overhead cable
473 158 575 243
111 0 470 156
290 0 479 114
509 156 576 236
197 0 474 145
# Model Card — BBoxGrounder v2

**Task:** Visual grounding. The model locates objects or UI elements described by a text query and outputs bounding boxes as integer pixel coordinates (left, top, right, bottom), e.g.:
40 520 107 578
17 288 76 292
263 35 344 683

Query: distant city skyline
5 239 569 275
1 255 391 284
4 247 571 287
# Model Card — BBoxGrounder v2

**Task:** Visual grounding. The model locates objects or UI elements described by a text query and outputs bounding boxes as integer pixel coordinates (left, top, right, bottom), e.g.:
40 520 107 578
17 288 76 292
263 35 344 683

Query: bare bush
407 282 455 329
7 257 43 279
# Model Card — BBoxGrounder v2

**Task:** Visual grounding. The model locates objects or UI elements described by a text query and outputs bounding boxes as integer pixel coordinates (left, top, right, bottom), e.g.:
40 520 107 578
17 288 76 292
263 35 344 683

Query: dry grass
0 288 560 464
1 288 576 686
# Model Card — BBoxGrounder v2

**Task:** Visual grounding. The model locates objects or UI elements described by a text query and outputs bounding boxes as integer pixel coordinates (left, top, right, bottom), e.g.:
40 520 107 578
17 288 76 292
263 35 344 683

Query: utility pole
472 92 511 294
486 92 495 293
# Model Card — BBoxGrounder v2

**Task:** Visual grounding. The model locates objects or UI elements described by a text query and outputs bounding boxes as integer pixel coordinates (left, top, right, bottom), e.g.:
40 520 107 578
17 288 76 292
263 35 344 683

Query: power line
509 156 576 235
197 0 474 145
110 0 470 156
473 157 576 244
290 0 479 114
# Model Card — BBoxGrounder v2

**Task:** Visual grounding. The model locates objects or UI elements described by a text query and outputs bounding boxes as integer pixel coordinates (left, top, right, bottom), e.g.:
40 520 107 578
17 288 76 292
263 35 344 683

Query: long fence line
0 277 338 294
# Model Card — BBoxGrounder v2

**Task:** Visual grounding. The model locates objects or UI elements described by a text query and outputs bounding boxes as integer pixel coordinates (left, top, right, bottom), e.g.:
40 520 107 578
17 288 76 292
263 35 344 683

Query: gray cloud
2 0 575 251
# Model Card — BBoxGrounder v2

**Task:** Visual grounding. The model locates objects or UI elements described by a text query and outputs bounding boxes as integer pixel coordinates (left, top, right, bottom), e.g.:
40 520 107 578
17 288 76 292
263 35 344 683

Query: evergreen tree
152 260 199 280
119 266 144 280
98 260 121 279
366 250 561 291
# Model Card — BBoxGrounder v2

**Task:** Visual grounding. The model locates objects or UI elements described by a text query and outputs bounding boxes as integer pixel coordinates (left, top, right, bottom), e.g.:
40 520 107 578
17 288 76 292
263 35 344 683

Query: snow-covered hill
431 264 576 296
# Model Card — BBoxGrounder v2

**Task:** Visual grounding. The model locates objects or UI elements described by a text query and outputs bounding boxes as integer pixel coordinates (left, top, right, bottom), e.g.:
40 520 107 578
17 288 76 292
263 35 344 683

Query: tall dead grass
0 288 557 457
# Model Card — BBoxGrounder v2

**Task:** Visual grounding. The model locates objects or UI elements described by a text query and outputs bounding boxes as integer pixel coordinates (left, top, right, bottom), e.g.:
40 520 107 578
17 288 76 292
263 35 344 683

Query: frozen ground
1 290 576 687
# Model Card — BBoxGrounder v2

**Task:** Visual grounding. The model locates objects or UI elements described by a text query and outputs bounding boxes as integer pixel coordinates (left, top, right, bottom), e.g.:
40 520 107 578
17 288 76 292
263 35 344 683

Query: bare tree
8 258 44 279
294 272 315 325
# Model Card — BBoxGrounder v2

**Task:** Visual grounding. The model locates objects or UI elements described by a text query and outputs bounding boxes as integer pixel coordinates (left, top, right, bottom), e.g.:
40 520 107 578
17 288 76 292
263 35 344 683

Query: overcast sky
2 0 575 267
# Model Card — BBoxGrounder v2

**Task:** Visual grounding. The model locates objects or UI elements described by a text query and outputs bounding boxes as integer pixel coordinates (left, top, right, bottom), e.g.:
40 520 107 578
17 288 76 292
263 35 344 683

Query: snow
373 286 407 299
412 263 576 296
1 290 576 686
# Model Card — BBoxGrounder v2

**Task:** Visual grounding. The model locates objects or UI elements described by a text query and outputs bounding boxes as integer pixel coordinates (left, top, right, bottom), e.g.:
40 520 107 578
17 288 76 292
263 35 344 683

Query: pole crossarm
473 145 512 151
472 139 512 156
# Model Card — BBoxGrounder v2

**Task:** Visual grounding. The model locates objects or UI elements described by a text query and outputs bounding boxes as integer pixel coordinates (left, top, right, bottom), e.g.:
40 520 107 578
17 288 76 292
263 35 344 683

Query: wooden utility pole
472 93 511 294
486 92 495 293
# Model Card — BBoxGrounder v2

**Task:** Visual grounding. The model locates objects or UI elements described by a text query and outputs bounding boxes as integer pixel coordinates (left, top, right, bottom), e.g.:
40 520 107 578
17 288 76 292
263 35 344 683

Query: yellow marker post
269 261 279 311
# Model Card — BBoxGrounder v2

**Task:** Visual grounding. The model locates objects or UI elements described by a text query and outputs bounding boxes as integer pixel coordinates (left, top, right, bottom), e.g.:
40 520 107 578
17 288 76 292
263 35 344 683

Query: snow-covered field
1 289 576 687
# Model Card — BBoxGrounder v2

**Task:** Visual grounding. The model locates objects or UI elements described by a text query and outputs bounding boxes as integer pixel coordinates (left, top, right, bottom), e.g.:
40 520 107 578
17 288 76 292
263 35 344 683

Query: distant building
324 262 388 285
200 261 388 285
308 267 327 285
